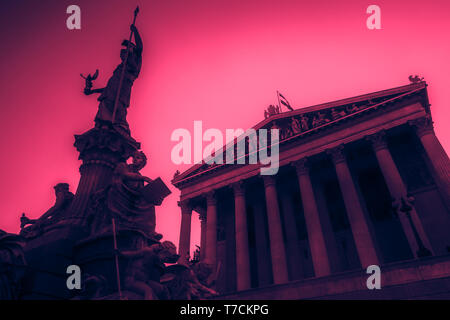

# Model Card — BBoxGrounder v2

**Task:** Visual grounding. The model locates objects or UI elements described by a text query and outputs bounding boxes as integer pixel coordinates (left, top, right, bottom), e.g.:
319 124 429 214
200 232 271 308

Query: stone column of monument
205 191 218 267
327 145 380 267
262 175 289 284
69 127 140 221
178 200 192 264
232 182 251 291
409 115 450 208
293 159 331 277
199 212 207 261
367 131 434 257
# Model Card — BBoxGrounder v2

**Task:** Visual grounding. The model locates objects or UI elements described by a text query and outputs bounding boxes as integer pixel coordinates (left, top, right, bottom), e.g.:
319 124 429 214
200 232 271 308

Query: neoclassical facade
172 81 450 299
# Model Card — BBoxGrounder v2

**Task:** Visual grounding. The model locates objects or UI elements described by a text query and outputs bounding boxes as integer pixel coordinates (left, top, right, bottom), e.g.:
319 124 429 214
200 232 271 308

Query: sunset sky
1 0 449 254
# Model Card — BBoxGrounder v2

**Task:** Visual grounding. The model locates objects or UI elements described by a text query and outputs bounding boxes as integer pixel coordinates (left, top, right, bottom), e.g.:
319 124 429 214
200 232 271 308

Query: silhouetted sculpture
88 151 162 241
162 261 218 300
119 241 179 299
0 230 26 299
409 75 424 84
82 24 143 135
20 183 74 238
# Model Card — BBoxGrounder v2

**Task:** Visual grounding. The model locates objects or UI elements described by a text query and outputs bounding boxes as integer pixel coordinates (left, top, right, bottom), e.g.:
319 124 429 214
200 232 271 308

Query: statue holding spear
81 6 142 136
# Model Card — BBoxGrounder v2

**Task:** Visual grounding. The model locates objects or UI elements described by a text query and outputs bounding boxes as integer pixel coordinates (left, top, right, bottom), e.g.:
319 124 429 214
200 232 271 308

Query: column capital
292 158 309 176
262 175 276 187
326 145 346 165
409 115 434 138
232 181 246 197
366 130 388 152
205 190 217 206
178 200 192 215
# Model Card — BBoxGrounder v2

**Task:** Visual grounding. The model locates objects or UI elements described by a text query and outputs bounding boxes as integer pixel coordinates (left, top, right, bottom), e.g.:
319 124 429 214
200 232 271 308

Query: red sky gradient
1 0 450 255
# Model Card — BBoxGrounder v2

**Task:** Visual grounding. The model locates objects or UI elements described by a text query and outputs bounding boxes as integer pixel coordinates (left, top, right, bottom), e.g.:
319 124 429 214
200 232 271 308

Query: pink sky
1 0 449 255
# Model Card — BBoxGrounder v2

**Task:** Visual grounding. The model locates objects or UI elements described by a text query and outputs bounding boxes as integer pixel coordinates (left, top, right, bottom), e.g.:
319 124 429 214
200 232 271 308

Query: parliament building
172 81 450 299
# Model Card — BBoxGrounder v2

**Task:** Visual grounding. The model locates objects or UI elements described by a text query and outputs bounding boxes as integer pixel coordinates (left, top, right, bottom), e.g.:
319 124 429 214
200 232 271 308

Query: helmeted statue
82 23 143 135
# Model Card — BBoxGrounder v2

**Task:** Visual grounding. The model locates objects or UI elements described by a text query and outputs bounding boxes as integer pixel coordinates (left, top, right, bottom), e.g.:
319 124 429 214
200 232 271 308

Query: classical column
205 191 218 267
327 145 379 267
293 159 331 277
262 176 289 284
409 115 450 207
232 182 251 291
178 200 192 265
199 213 207 261
367 131 433 257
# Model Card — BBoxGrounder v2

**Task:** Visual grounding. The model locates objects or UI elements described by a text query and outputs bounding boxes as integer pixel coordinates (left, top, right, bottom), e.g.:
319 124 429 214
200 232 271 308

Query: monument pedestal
21 126 142 299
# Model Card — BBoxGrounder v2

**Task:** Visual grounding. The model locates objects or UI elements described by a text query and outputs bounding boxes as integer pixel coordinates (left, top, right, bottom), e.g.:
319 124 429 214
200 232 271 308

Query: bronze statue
82 21 143 135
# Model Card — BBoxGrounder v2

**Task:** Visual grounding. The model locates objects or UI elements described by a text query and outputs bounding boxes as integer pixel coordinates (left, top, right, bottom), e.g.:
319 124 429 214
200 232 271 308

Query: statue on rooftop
409 75 424 84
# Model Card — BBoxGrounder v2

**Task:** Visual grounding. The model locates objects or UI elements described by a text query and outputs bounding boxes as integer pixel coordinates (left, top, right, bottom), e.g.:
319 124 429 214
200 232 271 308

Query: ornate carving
409 115 434 138
331 108 346 120
299 114 309 131
290 117 302 134
346 104 359 113
87 150 163 241
311 111 331 127
367 130 388 152
119 241 179 299
162 261 218 299
74 127 140 166
327 145 346 164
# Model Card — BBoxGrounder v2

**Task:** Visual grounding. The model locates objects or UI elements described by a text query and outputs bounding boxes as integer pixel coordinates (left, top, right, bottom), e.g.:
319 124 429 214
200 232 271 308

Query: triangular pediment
173 82 428 186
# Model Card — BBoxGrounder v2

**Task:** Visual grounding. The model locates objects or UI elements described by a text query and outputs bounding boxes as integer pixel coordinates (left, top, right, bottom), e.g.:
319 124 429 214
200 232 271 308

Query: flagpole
277 90 282 113
112 6 140 124
112 218 122 299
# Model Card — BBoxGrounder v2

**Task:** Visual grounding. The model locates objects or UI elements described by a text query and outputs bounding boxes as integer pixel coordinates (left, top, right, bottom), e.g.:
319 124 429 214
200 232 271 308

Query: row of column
178 116 449 291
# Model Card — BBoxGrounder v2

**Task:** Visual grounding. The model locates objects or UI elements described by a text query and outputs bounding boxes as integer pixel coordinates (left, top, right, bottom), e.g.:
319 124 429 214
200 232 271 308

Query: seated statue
88 150 162 241
20 183 74 237
0 230 26 299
